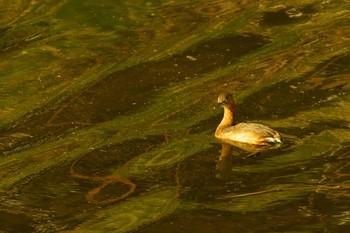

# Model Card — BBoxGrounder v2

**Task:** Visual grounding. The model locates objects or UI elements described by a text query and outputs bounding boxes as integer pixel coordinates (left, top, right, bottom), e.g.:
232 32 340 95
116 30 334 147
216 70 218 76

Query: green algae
0 0 349 232
65 188 179 233
204 184 308 212
231 129 350 174
119 134 214 176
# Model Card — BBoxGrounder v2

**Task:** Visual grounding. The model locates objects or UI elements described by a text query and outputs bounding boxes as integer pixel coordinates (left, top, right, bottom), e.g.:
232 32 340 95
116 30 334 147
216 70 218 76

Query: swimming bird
215 93 282 145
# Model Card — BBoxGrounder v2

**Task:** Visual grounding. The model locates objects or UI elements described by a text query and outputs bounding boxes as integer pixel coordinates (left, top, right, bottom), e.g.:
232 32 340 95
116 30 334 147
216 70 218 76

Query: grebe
215 93 282 145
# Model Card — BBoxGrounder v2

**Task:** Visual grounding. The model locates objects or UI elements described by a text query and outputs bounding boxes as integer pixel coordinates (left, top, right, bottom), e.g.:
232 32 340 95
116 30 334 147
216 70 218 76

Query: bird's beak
214 102 222 109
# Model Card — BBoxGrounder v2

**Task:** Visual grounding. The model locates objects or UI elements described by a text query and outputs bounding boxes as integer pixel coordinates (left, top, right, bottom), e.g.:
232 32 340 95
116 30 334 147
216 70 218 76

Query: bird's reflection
216 140 281 180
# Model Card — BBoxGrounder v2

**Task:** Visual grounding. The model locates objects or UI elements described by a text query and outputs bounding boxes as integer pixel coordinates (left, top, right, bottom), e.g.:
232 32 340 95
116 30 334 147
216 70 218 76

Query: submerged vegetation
0 0 349 232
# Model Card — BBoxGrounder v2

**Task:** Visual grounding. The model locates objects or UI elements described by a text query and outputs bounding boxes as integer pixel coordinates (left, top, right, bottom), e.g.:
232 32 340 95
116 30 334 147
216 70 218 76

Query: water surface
0 0 349 232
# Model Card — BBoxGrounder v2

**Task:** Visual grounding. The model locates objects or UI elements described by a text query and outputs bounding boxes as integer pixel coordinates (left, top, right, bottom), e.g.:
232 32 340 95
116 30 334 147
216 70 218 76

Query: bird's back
216 122 282 145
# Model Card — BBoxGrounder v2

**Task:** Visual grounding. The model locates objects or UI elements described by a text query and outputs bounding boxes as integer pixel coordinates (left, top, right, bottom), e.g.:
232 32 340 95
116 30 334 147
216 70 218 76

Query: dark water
0 1 349 232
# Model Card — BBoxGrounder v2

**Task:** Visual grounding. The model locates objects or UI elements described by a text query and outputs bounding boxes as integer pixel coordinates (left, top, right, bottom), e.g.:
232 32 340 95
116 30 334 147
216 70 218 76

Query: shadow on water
0 212 34 233
261 5 314 26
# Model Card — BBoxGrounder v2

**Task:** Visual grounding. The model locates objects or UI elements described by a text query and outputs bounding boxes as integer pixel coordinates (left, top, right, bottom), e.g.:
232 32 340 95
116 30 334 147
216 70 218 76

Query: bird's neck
218 106 235 128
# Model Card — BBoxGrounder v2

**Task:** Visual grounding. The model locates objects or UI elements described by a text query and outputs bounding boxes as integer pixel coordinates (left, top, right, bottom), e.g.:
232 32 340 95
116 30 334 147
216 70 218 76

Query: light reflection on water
0 0 349 232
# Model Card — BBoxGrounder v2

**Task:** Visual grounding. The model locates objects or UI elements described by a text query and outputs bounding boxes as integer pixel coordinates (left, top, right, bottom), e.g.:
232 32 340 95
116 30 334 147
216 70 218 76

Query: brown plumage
215 93 282 145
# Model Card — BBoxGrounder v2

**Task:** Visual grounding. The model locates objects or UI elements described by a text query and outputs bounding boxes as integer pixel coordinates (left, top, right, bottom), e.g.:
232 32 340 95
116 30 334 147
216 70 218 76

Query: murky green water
0 0 349 232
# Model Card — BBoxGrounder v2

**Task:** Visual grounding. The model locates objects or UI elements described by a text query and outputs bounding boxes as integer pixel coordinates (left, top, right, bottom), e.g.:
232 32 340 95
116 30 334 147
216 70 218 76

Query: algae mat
0 0 349 232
